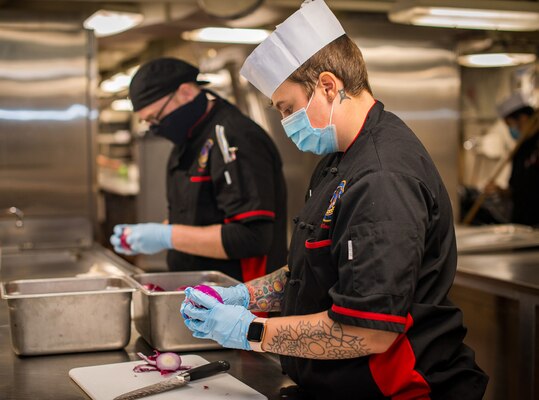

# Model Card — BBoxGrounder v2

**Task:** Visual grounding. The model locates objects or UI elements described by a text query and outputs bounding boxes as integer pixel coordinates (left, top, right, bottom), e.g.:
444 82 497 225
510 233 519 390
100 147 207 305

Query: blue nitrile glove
212 284 250 308
110 223 173 255
180 287 256 350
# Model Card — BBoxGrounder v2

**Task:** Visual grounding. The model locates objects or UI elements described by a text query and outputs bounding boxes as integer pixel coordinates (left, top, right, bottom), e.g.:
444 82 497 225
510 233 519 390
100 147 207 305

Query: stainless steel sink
0 244 141 282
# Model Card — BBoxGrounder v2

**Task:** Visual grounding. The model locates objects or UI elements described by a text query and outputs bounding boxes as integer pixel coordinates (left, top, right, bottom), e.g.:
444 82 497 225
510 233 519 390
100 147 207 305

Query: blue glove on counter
110 223 173 255
181 287 256 351
212 284 250 308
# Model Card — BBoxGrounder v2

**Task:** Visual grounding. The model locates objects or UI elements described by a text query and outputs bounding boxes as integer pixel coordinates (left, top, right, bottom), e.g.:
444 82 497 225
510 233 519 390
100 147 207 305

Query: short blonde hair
287 35 372 98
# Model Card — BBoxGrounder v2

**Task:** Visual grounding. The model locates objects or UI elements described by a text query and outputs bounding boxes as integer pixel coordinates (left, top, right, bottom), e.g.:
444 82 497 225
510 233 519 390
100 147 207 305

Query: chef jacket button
330 167 338 174
298 222 306 229
293 216 299 224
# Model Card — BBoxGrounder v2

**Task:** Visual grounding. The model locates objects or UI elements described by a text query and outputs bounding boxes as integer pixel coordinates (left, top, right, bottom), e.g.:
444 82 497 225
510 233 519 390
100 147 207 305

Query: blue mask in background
281 88 338 155
509 126 520 140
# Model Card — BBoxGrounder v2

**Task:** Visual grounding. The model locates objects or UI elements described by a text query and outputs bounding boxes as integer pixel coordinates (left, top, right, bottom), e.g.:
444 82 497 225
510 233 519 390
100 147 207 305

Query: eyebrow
273 100 285 111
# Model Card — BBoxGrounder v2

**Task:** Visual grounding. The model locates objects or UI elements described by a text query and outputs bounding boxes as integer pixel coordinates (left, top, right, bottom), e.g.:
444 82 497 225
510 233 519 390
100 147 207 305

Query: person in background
486 92 539 226
180 1 488 399
110 58 288 282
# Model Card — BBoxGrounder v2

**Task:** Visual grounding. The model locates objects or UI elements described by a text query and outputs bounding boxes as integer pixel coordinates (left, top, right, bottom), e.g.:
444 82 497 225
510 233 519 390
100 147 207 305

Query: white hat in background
496 92 532 118
240 0 345 98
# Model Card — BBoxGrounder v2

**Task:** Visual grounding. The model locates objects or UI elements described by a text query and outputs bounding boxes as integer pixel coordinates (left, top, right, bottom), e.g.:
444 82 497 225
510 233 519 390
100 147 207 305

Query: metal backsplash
0 13 97 249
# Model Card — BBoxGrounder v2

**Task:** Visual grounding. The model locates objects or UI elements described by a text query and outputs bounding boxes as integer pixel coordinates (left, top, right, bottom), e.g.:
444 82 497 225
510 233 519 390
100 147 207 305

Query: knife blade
113 360 230 400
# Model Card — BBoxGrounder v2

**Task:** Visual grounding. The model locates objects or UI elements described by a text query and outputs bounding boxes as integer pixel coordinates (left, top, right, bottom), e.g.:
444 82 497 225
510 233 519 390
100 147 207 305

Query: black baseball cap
129 58 209 111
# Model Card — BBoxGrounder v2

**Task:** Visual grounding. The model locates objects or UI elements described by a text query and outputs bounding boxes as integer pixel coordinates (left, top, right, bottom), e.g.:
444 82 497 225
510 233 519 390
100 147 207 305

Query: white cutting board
69 354 267 400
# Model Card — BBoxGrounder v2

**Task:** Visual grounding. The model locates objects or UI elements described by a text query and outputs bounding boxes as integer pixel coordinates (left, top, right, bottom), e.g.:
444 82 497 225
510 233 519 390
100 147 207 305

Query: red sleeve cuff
331 304 407 326
224 210 275 224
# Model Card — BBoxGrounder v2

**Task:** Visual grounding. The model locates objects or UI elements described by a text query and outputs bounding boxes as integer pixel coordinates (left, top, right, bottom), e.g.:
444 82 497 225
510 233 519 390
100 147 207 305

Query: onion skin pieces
142 283 165 292
133 351 191 375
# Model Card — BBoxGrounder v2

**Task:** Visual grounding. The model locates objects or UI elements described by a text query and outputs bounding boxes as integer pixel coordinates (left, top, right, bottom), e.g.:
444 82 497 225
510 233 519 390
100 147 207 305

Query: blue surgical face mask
509 126 520 140
280 87 338 155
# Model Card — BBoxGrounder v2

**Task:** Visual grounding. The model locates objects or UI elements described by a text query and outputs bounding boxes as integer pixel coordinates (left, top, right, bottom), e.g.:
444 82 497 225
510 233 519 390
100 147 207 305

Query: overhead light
458 53 536 68
111 99 133 111
389 0 539 31
182 27 270 44
457 38 537 67
100 67 139 94
100 73 131 93
197 71 231 87
84 10 143 37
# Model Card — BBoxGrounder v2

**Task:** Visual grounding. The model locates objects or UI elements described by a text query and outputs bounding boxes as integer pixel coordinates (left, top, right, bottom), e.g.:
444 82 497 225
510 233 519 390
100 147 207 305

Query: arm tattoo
246 267 288 312
266 320 371 359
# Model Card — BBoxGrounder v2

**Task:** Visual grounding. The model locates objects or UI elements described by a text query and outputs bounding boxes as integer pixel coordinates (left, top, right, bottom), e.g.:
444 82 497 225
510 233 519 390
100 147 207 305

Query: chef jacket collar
338 100 383 168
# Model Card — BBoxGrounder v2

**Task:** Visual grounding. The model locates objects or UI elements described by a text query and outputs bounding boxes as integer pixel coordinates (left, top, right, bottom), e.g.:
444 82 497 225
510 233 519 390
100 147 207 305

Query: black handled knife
113 360 230 400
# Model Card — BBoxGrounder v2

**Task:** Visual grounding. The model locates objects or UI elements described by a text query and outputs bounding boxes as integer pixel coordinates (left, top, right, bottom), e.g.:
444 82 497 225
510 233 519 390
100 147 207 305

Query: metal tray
0 276 136 355
131 271 240 352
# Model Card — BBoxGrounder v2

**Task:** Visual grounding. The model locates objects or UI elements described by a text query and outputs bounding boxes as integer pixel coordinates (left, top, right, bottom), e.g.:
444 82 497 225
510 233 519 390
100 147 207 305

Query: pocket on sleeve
350 222 421 299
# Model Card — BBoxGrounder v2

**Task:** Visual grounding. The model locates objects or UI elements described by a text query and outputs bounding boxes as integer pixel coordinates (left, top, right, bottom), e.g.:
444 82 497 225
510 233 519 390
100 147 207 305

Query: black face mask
149 91 208 146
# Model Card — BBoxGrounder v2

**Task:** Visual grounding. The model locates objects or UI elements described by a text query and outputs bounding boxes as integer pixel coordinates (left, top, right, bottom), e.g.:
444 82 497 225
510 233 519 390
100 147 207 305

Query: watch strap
247 317 268 352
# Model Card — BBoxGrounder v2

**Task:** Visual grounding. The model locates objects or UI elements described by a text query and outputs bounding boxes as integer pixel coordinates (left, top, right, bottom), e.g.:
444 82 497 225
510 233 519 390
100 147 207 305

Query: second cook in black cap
110 57 288 287
129 58 208 112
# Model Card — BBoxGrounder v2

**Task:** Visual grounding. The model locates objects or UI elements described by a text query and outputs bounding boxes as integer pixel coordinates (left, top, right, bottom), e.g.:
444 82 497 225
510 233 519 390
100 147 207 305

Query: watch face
247 322 264 342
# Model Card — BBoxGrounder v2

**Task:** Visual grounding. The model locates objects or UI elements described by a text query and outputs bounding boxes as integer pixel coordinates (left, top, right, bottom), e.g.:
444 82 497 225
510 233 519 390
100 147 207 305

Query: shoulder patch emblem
322 180 347 225
198 138 214 171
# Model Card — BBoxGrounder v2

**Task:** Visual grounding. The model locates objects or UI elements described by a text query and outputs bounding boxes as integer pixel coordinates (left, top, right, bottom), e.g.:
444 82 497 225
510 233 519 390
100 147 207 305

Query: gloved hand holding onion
181 286 256 350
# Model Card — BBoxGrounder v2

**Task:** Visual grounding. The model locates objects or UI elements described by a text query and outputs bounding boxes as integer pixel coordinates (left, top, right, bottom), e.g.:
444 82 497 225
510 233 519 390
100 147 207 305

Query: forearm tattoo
266 320 371 359
247 267 288 312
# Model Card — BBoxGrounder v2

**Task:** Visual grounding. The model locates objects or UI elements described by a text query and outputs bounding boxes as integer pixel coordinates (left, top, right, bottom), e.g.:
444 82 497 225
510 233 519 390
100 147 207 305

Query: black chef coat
509 129 539 226
281 101 488 399
166 93 287 282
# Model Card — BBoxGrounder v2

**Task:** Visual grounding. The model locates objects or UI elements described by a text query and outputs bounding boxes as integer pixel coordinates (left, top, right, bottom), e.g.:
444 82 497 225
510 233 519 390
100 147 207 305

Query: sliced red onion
133 350 191 375
155 353 181 372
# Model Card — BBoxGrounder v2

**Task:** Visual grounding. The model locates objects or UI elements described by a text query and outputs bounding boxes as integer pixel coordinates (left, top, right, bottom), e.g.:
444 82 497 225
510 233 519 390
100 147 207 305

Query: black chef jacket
281 101 488 399
509 129 539 226
166 93 287 282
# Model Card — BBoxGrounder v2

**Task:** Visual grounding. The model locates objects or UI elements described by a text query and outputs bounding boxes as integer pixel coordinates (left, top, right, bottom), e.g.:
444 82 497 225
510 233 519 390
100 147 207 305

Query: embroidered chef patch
322 180 346 225
198 139 214 171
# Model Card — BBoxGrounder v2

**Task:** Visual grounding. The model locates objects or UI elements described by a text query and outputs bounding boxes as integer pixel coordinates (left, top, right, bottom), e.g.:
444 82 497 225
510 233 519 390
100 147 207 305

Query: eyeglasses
144 91 176 126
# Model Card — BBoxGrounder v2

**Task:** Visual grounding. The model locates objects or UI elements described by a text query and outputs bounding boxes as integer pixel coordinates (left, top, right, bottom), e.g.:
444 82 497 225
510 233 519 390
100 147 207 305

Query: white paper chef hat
497 92 532 118
240 0 345 98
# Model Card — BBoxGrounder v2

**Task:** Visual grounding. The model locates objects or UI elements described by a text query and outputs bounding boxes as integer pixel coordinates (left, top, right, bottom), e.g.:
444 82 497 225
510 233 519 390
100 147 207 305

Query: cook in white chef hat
240 0 374 155
240 0 346 99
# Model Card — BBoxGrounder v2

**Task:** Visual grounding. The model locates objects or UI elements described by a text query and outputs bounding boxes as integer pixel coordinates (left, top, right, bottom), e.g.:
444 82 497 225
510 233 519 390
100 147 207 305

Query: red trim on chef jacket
187 109 212 138
241 255 268 318
224 210 275 224
305 239 332 249
331 305 407 325
369 313 431 399
190 176 211 182
344 100 378 153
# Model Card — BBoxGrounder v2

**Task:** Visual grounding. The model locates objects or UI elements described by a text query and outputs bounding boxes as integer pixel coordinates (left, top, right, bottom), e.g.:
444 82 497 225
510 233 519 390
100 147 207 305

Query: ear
319 72 338 102
176 83 199 104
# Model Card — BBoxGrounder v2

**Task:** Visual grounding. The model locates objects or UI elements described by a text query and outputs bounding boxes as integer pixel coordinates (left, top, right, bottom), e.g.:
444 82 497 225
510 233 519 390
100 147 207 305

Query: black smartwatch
247 318 267 352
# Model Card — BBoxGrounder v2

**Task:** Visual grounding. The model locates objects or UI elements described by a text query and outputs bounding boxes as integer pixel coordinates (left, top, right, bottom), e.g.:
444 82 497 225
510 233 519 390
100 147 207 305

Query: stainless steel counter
0 245 292 399
453 248 539 400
